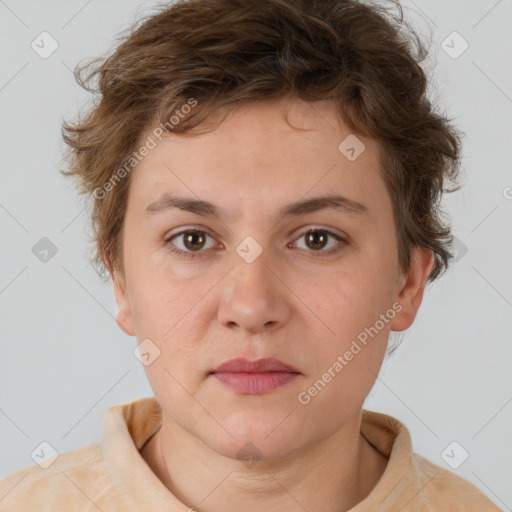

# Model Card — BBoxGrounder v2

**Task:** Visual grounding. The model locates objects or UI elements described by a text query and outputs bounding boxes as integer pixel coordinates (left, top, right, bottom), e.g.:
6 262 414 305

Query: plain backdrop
1 0 511 509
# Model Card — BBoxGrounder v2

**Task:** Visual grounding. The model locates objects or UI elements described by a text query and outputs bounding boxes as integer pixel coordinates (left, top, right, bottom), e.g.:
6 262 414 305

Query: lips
211 357 300 374
209 357 301 394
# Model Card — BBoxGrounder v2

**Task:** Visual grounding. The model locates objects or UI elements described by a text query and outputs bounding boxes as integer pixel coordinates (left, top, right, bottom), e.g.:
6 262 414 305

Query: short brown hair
60 0 462 282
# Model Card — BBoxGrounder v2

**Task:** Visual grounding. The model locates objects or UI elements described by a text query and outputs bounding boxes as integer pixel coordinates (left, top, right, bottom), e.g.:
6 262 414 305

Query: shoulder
360 410 502 511
0 442 119 511
409 452 503 511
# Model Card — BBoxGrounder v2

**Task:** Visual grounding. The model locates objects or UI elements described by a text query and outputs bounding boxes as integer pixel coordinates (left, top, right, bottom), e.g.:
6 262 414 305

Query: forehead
127 97 388 220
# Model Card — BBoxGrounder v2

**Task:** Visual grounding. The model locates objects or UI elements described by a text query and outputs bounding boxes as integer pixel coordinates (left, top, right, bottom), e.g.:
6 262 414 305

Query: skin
108 96 433 512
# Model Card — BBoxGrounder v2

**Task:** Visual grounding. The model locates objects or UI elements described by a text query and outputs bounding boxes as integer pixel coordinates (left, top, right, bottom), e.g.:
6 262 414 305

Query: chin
200 415 304 464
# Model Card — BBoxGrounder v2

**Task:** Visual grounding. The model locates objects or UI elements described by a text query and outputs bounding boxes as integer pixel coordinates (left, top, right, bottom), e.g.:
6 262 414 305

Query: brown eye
182 231 207 251
291 228 346 255
305 230 329 251
166 229 217 258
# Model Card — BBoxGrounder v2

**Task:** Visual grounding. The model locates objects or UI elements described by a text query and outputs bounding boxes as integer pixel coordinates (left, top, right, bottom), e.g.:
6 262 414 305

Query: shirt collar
102 397 415 510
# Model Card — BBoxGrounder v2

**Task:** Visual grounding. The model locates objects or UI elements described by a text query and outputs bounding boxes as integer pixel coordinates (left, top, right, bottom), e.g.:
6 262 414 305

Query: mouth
209 357 301 394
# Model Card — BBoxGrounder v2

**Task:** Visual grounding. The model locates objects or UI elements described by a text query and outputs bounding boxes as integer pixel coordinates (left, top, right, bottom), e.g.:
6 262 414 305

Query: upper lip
211 357 300 374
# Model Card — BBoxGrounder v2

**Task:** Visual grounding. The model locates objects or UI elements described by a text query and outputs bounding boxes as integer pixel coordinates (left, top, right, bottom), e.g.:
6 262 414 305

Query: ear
106 256 135 337
390 247 434 332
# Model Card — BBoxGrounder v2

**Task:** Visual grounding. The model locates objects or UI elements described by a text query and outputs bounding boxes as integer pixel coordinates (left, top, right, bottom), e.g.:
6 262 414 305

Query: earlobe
390 248 434 332
107 259 135 337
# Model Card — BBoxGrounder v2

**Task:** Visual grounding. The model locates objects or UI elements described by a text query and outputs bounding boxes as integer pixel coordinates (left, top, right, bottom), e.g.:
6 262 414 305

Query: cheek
125 243 208 338
127 265 215 374
297 283 390 426
299 261 394 389
305 262 395 340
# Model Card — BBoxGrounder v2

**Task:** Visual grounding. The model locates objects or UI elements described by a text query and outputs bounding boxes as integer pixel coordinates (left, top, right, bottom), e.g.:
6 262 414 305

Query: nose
218 249 291 334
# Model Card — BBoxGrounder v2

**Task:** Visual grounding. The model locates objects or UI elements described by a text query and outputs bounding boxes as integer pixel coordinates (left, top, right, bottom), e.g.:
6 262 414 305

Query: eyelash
164 227 347 259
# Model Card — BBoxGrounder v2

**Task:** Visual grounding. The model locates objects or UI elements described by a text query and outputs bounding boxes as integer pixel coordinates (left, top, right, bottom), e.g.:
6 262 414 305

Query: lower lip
212 372 300 394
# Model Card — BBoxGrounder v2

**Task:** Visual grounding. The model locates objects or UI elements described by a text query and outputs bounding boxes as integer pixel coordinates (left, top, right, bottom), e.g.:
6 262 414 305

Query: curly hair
60 0 462 282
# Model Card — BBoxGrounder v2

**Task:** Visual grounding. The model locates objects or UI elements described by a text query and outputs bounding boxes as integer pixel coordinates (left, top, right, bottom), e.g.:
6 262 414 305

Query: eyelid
291 224 348 243
165 225 218 240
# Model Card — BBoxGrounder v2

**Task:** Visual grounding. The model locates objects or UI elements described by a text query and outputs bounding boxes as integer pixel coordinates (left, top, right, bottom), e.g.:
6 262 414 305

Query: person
0 0 502 510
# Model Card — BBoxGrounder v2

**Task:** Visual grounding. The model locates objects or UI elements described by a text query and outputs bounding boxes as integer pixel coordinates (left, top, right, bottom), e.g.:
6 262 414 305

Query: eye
289 227 346 255
165 229 218 258
164 226 347 259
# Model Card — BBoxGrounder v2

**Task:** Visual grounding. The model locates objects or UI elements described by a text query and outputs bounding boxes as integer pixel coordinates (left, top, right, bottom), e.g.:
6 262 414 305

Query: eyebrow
144 193 368 219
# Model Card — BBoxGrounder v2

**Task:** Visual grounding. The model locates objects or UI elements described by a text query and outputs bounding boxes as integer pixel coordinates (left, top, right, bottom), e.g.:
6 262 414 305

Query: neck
140 410 388 512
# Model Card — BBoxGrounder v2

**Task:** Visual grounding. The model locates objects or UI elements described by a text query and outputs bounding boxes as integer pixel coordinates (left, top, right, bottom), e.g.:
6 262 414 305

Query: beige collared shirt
0 396 502 511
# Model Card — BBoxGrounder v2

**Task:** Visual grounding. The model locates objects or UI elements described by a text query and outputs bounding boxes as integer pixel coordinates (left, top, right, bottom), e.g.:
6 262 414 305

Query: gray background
1 0 511 509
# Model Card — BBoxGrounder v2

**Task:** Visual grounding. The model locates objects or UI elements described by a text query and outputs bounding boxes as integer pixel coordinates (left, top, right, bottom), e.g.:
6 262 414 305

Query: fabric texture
0 396 502 511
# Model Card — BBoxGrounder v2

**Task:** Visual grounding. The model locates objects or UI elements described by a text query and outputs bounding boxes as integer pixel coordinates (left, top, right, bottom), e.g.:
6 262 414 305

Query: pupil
185 232 204 251
307 231 326 250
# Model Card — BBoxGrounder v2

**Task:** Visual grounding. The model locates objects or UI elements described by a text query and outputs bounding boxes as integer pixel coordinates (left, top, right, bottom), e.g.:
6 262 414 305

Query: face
110 96 432 461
